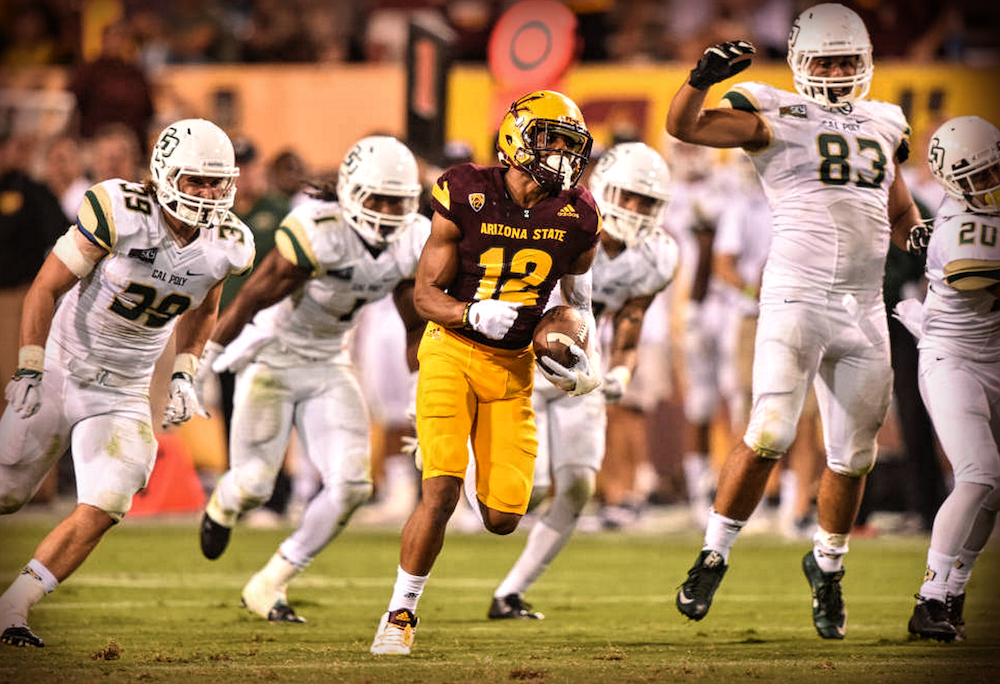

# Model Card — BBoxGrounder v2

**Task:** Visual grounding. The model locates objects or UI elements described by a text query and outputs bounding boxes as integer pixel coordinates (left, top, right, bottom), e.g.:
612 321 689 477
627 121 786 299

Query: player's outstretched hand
688 40 756 91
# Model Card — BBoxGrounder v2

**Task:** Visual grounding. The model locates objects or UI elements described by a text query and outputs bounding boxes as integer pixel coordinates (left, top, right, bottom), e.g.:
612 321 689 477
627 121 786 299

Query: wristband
17 345 45 373
461 302 472 328
173 352 199 379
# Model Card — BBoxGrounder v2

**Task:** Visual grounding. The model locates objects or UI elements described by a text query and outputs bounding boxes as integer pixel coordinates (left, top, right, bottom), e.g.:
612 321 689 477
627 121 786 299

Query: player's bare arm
713 252 757 296
174 279 225 358
392 278 426 371
19 230 108 349
667 85 769 150
608 294 655 372
665 39 767 150
210 249 310 346
887 162 922 251
413 212 464 327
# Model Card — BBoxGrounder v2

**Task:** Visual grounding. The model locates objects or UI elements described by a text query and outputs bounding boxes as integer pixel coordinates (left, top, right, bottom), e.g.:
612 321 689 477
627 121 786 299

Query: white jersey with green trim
243 198 431 361
921 198 1000 362
590 228 678 316
50 178 254 381
722 82 910 305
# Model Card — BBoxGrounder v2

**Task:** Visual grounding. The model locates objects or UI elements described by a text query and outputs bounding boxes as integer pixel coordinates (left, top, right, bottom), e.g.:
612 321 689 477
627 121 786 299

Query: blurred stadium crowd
1 0 997 539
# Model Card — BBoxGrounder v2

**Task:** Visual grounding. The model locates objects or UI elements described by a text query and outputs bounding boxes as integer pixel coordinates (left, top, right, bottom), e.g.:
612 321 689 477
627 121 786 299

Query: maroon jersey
429 163 602 349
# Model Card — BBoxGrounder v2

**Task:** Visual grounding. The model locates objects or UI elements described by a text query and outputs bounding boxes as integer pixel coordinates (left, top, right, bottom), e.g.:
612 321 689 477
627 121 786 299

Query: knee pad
234 460 279 509
744 407 797 459
341 481 373 518
826 447 877 478
552 465 596 514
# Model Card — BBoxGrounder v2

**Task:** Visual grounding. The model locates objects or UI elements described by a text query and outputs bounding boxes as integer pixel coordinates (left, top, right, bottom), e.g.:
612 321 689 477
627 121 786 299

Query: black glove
906 222 932 256
688 41 756 91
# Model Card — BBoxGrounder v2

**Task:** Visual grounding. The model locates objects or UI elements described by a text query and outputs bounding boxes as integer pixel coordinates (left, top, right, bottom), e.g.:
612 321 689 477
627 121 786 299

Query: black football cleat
1 625 44 648
200 512 232 560
908 596 957 642
676 549 728 621
488 594 544 620
802 550 847 640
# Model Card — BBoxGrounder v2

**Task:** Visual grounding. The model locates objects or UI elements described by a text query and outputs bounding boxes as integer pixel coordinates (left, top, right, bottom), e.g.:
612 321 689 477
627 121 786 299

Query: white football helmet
337 136 421 248
589 142 671 246
787 3 873 109
150 119 238 229
928 116 1000 214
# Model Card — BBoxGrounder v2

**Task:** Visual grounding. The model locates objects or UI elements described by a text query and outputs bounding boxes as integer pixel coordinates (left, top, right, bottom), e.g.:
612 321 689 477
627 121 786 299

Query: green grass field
0 510 997 684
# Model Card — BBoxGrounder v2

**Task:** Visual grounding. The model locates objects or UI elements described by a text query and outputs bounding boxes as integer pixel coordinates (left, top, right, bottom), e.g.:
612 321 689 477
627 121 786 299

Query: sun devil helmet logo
468 193 485 212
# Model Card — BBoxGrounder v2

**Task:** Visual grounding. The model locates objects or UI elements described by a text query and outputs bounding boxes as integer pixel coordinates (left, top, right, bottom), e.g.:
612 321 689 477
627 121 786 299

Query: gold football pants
415 322 537 514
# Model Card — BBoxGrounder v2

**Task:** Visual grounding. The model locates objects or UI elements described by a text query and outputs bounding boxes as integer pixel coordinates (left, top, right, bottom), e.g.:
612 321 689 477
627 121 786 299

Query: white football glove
601 365 632 404
468 299 521 340
536 343 602 396
162 372 204 428
193 340 223 411
4 370 43 418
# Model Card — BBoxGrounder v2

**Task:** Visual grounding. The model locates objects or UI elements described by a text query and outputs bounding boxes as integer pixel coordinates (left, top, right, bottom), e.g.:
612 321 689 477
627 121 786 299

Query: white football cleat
370 609 418 655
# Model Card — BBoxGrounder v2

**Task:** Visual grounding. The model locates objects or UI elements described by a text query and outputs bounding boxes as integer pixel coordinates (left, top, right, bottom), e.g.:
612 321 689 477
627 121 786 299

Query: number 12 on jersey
475 247 553 306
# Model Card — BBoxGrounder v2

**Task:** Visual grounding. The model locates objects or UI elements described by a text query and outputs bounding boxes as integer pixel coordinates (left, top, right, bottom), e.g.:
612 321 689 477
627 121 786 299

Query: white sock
0 560 58 627
388 566 428 613
703 510 746 562
812 527 848 573
682 452 710 502
258 551 301 596
495 521 570 598
947 553 975 596
918 549 955 602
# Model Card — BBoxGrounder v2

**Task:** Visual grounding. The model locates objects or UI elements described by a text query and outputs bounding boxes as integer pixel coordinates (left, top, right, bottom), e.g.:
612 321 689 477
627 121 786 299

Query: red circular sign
488 0 577 88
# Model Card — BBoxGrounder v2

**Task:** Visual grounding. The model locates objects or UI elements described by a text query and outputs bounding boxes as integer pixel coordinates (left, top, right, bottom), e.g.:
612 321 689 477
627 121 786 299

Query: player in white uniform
487 142 678 620
895 116 1000 642
193 136 429 623
0 119 252 648
666 4 928 639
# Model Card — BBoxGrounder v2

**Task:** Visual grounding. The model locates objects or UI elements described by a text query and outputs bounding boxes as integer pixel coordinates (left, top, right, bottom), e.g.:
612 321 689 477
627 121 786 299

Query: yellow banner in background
447 63 1000 166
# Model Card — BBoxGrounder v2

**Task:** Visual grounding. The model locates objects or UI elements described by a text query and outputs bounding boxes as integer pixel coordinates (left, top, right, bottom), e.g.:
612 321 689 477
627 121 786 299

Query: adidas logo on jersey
557 204 579 218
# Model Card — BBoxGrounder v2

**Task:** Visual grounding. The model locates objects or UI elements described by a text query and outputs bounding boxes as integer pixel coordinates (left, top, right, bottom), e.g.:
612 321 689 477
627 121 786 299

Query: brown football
532 305 589 368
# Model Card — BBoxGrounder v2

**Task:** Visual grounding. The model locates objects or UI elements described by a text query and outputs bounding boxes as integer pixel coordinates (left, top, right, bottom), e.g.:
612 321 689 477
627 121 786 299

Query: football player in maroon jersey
371 90 604 655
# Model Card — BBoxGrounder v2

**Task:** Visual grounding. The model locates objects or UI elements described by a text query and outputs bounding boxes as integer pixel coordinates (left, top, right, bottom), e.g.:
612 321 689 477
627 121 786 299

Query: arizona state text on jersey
430 163 602 349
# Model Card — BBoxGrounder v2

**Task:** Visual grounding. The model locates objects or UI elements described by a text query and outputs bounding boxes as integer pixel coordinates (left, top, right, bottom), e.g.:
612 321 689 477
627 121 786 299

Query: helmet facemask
516 119 593 191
